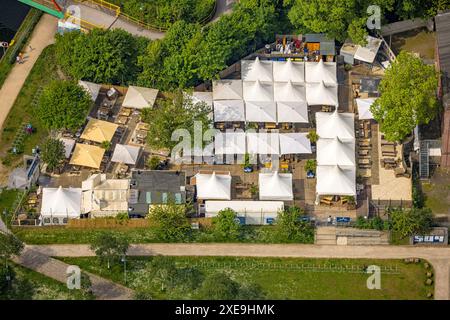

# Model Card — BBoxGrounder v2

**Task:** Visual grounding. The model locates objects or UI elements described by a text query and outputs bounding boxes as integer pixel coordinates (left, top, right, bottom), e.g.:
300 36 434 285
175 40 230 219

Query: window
62 218 68 224
174 193 182 204
145 191 152 204
52 217 59 225
44 217 51 224
162 192 168 204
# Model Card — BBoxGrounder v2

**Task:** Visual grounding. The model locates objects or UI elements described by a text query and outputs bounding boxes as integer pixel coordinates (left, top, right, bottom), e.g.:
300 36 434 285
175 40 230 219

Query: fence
175 259 401 274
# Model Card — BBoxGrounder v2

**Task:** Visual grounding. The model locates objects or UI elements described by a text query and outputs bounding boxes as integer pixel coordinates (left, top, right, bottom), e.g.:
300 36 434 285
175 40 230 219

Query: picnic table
116 115 128 125
119 108 132 117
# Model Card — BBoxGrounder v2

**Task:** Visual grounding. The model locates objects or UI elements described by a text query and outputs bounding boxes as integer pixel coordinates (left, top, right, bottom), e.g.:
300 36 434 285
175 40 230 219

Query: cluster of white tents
195 171 293 201
211 57 338 123
213 132 311 155
315 111 356 198
355 98 375 120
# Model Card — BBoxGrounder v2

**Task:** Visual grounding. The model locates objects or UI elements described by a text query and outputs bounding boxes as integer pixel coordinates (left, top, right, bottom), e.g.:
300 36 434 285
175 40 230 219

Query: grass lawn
12 224 314 245
1 262 93 300
421 168 450 216
0 189 19 215
59 256 433 300
0 44 58 168
391 28 436 60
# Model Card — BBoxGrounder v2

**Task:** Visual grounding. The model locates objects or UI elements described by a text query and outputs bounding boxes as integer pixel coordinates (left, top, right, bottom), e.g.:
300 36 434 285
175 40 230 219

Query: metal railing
64 12 105 31
73 0 121 17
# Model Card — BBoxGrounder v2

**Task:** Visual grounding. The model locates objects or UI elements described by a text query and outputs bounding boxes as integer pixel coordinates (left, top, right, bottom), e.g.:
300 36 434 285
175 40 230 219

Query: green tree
273 206 314 243
37 81 91 131
90 232 129 269
141 91 212 151
55 29 148 84
212 208 242 241
41 138 65 172
371 51 439 142
285 0 394 44
389 207 433 238
198 272 240 300
148 203 192 242
0 233 24 266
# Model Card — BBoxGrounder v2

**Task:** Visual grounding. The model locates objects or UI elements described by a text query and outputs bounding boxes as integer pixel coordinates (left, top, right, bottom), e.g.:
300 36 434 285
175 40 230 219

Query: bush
389 207 433 238
211 208 242 241
272 206 314 243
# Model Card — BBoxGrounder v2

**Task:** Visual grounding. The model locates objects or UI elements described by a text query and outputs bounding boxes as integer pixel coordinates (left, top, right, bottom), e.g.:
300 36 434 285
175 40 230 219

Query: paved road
13 246 133 300
28 243 450 300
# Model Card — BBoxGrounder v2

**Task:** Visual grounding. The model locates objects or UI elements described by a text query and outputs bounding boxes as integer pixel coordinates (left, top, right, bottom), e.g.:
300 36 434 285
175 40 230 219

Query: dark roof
128 170 186 214
360 77 381 93
436 11 450 79
304 34 336 55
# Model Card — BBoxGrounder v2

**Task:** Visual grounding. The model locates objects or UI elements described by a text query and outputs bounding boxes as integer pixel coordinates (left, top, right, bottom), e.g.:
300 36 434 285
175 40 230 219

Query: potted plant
344 196 356 210
304 159 317 178
242 153 253 173
249 183 258 199
307 130 319 153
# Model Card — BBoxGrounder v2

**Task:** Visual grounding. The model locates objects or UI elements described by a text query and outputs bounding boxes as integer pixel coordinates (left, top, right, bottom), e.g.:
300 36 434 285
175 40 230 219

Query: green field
0 45 57 167
1 262 93 300
12 224 314 245
59 256 433 300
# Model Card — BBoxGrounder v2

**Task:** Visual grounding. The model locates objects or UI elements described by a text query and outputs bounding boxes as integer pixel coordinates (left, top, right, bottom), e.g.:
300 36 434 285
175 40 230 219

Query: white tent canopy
245 101 277 123
279 133 312 155
316 111 355 141
306 81 338 106
189 91 213 108
274 81 306 102
122 86 159 109
195 172 231 200
243 80 274 102
41 186 82 218
356 98 376 120
316 165 356 196
259 172 293 201
273 59 305 83
277 101 308 123
247 132 279 155
212 80 243 100
78 80 102 102
305 60 337 85
213 100 245 122
111 144 141 165
214 132 246 155
241 57 273 82
59 137 75 158
317 138 355 167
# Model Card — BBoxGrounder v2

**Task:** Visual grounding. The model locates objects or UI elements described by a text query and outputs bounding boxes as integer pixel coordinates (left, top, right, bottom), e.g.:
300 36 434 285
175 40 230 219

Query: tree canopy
55 29 148 84
141 91 212 151
37 80 92 131
371 51 439 142
273 206 314 243
90 232 129 269
389 208 433 238
211 208 242 241
41 138 65 172
0 233 24 262
148 203 192 242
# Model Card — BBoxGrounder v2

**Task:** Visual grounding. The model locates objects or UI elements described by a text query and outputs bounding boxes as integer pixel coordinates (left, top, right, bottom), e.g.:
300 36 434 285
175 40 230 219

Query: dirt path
13 246 133 300
28 243 450 300
0 14 58 185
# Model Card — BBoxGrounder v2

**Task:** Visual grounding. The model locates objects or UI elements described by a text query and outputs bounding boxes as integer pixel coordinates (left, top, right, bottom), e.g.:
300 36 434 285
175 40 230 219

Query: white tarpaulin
245 101 277 123
41 186 82 218
279 133 312 155
111 144 141 165
273 59 305 83
317 138 355 167
259 172 293 201
356 98 376 120
214 132 246 155
60 137 75 158
241 57 273 82
205 200 284 225
195 172 231 200
212 80 243 100
305 60 337 85
316 111 355 140
189 91 213 108
316 165 356 196
276 101 308 123
78 80 102 102
247 132 280 155
306 81 338 106
122 86 159 109
213 100 245 122
243 80 274 102
354 36 382 64
273 81 306 102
